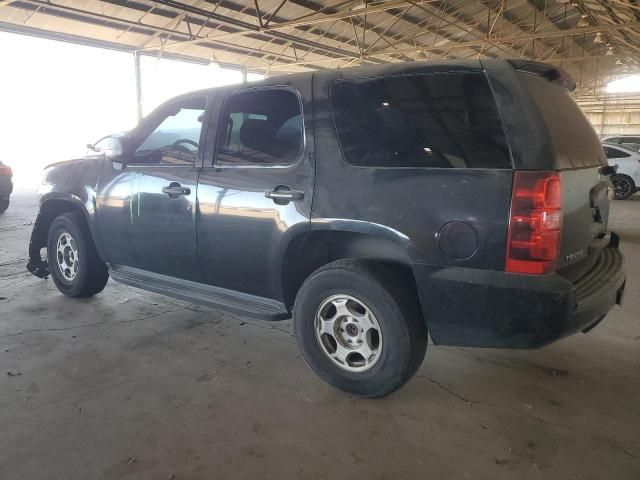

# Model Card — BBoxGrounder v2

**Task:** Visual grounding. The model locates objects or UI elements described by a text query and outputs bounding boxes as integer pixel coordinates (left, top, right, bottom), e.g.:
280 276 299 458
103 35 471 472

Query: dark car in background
0 161 13 213
26 59 626 397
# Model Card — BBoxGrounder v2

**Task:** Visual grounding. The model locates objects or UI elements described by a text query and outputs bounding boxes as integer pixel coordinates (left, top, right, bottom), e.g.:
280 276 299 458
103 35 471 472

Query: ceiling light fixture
577 14 589 27
594 32 605 44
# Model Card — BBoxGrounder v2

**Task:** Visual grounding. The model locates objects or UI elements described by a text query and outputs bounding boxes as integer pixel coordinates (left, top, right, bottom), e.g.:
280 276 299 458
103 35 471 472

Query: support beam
134 52 143 122
368 21 640 57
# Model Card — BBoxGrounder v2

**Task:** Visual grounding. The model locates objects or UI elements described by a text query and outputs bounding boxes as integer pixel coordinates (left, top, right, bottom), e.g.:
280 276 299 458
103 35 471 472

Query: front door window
132 97 205 166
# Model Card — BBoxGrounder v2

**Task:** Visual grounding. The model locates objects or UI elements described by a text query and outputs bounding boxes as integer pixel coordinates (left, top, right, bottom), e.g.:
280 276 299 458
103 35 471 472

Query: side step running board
109 265 290 321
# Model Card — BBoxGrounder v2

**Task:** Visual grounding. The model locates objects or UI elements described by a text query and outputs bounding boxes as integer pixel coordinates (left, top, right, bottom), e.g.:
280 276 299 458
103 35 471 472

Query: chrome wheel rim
612 177 631 197
56 232 79 282
314 294 382 372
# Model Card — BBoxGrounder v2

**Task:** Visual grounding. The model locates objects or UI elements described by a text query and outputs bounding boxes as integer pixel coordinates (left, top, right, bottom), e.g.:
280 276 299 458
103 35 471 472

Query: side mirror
104 135 129 167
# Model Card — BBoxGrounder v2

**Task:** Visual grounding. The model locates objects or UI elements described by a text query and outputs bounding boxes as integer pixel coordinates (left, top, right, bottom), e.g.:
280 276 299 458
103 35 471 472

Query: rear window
520 73 605 169
330 73 511 169
604 146 631 159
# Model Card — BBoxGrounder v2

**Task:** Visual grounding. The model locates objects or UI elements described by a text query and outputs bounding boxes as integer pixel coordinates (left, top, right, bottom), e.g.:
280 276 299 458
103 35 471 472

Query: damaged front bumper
26 259 50 279
26 208 50 279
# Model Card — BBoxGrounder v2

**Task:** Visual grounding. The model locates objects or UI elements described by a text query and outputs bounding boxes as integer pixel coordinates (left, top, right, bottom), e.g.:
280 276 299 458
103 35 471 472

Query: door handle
162 182 191 198
265 185 304 203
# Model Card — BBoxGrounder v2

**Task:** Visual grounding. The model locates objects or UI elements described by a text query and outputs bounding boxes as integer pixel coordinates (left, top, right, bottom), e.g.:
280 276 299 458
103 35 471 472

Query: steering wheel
171 139 199 152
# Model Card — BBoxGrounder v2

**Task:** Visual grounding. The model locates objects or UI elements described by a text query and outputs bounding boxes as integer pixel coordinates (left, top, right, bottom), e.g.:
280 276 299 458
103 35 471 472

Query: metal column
134 52 143 122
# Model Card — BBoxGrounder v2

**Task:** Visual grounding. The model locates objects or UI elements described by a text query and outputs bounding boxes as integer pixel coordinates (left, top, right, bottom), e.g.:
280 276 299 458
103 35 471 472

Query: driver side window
132 97 206 166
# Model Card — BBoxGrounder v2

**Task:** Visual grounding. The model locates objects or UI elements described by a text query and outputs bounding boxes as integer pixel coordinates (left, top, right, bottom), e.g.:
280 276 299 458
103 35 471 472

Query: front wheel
0 199 8 213
293 260 427 398
611 174 636 200
47 211 109 297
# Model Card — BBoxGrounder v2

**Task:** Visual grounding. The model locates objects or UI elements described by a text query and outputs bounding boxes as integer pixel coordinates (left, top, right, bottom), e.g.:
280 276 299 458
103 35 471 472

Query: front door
96 94 208 282
197 84 314 300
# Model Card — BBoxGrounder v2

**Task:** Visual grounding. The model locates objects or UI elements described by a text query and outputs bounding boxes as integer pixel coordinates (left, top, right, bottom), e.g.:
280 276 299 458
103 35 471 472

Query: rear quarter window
520 73 605 169
604 146 631 159
330 73 511 169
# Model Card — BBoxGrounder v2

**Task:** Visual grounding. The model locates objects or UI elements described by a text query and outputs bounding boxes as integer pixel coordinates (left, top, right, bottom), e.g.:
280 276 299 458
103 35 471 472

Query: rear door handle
265 185 304 202
162 182 191 198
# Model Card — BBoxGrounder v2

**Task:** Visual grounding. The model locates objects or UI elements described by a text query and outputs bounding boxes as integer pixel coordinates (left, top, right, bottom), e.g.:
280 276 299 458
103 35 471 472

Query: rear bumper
413 236 626 348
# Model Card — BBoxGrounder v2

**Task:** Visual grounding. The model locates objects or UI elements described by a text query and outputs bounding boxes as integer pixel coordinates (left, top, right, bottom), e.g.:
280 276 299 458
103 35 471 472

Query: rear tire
293 259 427 398
0 199 8 213
611 174 635 200
47 211 109 297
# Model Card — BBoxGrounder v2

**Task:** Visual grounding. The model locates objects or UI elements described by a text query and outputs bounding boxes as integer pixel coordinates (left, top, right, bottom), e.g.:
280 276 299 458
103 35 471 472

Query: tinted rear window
604 146 631 159
330 73 511 169
520 73 605 169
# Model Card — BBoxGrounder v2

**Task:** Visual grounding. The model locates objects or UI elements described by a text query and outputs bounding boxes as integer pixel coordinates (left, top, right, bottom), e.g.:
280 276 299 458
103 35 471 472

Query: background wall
577 94 640 139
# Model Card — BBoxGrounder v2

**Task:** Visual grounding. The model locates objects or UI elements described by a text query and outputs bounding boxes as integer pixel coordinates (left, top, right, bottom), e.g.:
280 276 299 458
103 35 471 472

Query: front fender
27 158 105 277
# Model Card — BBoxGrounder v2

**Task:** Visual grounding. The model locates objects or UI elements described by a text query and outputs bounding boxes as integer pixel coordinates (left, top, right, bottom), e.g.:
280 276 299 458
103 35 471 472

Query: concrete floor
0 189 638 480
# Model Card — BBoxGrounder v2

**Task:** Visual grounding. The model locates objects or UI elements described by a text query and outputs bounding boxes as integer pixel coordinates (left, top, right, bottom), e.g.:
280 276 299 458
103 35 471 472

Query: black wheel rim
612 178 631 197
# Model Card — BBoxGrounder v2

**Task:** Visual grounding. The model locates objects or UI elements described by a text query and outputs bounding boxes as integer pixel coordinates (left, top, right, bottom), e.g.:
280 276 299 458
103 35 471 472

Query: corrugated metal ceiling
1 0 639 96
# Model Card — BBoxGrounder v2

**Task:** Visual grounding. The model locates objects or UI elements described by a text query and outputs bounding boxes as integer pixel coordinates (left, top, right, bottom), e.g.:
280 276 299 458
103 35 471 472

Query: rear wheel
47 211 109 297
293 260 427 398
611 174 635 200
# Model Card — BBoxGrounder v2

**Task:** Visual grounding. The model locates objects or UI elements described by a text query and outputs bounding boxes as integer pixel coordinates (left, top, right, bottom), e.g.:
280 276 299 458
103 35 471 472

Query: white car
603 135 640 151
603 144 640 199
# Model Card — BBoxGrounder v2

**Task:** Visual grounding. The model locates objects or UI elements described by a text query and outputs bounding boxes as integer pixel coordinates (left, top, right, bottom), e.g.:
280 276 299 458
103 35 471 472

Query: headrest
239 119 277 156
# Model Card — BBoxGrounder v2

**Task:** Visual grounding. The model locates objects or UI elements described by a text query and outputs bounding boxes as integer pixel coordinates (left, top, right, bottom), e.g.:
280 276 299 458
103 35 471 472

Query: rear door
518 72 611 274
196 83 314 300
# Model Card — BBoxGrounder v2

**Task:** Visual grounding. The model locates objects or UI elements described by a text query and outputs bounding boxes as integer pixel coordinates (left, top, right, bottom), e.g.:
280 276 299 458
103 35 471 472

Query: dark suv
27 60 626 398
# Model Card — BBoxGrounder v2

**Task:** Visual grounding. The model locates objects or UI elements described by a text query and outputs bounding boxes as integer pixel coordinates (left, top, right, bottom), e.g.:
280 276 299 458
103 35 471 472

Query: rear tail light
505 171 562 274
0 165 11 177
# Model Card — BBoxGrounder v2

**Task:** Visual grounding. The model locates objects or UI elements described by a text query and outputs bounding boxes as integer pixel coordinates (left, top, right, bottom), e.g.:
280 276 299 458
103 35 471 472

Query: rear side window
520 73 605 169
330 73 511 169
216 88 303 166
604 146 631 159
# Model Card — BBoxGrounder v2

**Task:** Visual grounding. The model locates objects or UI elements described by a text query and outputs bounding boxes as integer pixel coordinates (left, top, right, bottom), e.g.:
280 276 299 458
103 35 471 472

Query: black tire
611 175 635 200
293 259 427 398
0 199 8 213
47 211 109 297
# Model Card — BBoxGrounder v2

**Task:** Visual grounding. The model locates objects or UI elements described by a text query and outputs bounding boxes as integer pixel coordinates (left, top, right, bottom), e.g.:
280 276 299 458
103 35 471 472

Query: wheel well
281 231 420 310
612 173 634 181
30 200 85 256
